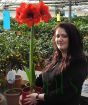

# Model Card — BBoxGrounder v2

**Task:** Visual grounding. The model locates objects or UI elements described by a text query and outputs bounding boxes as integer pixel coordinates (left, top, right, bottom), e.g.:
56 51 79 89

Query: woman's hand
19 93 38 105
19 93 44 105
24 93 38 105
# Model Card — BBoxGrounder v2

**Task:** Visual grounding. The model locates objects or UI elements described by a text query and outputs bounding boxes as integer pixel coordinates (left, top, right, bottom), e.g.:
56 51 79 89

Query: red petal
38 1 51 22
19 3 41 27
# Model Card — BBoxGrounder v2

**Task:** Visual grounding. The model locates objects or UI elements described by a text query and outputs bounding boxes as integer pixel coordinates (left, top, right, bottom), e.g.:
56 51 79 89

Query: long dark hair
43 22 84 73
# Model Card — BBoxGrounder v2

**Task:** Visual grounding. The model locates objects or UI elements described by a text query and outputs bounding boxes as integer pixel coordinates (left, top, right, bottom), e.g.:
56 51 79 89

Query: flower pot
0 94 7 105
15 75 22 88
4 88 22 105
22 86 32 105
25 82 43 94
25 82 43 93
22 86 43 105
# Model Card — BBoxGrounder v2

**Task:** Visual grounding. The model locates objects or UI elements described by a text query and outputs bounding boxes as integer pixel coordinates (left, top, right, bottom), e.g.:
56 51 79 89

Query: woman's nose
58 36 63 41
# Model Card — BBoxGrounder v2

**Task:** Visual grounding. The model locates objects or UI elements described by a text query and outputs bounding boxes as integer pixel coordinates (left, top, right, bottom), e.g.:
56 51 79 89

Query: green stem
29 25 36 90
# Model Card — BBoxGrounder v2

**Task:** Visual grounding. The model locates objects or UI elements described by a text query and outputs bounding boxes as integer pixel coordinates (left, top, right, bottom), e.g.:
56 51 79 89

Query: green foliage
83 37 88 52
0 16 88 71
24 67 30 82
71 16 88 37
0 30 30 70
71 16 88 53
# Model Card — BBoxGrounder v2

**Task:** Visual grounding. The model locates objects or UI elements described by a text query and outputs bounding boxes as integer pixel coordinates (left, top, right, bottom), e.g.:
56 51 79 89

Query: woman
20 22 88 105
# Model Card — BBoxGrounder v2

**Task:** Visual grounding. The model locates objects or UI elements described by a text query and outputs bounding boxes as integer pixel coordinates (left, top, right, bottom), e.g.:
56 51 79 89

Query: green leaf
29 63 36 89
24 66 30 82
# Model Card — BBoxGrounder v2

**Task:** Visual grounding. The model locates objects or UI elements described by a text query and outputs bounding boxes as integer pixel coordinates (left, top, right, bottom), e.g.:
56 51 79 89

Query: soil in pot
4 88 22 105
25 83 43 93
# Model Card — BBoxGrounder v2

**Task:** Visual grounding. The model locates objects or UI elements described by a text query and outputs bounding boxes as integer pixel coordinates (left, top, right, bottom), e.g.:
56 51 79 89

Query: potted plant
4 88 22 105
4 71 22 105
15 1 51 104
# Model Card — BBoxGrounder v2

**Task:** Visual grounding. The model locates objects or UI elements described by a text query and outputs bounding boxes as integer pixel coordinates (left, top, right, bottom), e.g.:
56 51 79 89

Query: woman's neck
61 51 67 59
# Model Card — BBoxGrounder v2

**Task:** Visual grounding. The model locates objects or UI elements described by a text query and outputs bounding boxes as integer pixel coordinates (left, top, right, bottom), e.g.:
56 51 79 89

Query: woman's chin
58 47 64 51
58 48 66 52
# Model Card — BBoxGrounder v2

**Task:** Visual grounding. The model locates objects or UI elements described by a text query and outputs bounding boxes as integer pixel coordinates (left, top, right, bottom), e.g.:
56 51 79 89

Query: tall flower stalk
29 25 36 89
15 1 51 90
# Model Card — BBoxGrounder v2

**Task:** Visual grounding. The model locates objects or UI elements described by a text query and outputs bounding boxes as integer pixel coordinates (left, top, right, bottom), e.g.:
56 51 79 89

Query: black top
36 58 88 105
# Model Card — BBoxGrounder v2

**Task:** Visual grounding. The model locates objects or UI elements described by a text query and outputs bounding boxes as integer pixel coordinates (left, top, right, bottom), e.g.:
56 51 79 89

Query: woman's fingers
24 97 31 101
23 97 37 105
19 93 38 105
23 100 37 105
23 100 31 105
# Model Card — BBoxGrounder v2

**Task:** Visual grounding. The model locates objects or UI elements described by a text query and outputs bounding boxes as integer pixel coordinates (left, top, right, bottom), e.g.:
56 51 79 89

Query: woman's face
55 27 69 52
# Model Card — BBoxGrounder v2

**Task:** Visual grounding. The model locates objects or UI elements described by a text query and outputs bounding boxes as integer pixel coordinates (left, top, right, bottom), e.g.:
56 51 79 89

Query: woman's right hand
19 93 38 105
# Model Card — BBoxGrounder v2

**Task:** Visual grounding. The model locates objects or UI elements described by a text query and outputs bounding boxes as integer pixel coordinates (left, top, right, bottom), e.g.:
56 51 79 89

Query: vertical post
55 0 58 16
68 0 72 22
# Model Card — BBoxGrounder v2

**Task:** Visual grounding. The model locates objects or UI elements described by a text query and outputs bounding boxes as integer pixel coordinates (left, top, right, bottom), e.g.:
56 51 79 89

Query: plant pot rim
25 82 30 87
4 88 22 96
22 86 31 93
22 86 43 94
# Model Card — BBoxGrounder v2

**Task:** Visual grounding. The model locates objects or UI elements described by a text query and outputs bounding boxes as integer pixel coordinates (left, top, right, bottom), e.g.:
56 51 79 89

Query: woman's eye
62 34 68 38
57 34 60 38
56 34 68 38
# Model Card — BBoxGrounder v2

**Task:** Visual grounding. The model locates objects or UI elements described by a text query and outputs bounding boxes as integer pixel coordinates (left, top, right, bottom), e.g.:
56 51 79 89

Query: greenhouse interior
0 0 88 105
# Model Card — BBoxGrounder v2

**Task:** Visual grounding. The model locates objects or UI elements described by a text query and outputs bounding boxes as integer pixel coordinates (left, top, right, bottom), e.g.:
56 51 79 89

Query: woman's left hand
24 93 38 105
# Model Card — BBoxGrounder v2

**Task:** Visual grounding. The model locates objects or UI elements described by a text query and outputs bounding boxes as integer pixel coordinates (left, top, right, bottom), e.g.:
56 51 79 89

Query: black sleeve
44 59 88 103
36 74 43 87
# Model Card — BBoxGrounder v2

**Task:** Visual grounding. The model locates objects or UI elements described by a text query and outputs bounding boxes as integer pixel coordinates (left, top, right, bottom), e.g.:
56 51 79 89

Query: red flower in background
38 1 51 22
16 2 27 24
15 1 51 27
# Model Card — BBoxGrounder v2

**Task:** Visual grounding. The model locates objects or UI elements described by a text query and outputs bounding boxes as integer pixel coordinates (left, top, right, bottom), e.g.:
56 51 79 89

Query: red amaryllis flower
19 3 41 27
38 1 52 22
15 2 27 24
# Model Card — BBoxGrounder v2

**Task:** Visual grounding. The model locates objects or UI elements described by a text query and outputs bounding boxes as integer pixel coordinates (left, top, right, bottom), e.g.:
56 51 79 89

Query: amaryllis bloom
19 3 41 27
15 2 27 24
15 2 51 27
38 1 52 22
